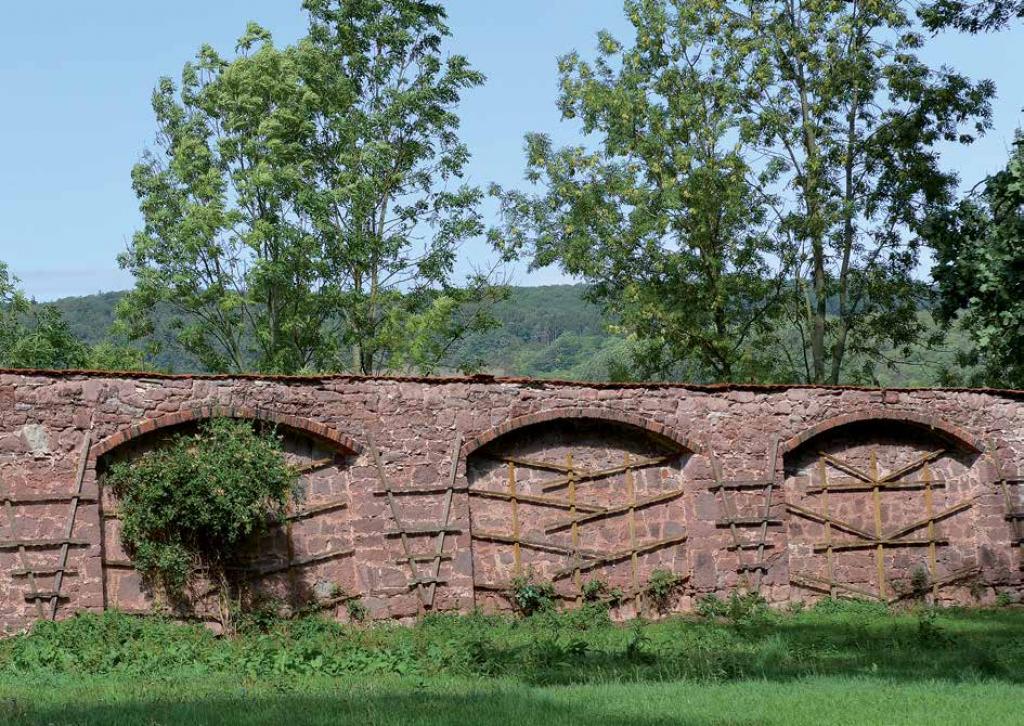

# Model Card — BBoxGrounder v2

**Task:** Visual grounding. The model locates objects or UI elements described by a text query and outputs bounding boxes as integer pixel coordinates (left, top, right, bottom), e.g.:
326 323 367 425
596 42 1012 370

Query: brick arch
461 408 702 458
781 409 984 457
91 405 362 462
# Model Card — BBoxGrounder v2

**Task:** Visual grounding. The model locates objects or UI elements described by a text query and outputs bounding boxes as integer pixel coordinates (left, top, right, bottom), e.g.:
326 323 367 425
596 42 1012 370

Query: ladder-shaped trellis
992 457 1024 571
788 447 975 602
707 437 781 592
471 449 687 603
1 430 94 620
369 432 463 611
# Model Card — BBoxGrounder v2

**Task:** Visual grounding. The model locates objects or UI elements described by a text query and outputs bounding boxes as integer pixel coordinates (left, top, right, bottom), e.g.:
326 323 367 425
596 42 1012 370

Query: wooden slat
283 499 348 521
881 499 973 541
0 538 90 549
471 530 601 560
427 435 462 609
544 487 686 533
790 573 882 601
24 591 68 601
551 533 688 580
50 431 93 619
394 554 452 564
714 517 782 527
813 538 948 553
368 432 427 609
0 493 99 504
11 567 77 577
785 503 878 541
469 487 606 514
805 479 946 494
384 525 461 536
539 456 674 492
295 456 335 474
704 479 773 490
372 484 469 496
879 450 946 483
244 546 355 578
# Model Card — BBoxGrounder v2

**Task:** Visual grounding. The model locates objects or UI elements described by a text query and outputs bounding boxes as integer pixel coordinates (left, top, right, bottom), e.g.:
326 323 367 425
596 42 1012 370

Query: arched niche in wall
93 409 360 620
781 413 985 605
465 415 694 612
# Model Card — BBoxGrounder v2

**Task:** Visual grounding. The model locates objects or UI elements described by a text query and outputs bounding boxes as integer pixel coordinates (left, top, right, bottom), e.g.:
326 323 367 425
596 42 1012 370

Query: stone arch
92 405 362 619
462 408 702 459
91 405 361 465
464 411 695 614
781 409 983 457
781 409 987 605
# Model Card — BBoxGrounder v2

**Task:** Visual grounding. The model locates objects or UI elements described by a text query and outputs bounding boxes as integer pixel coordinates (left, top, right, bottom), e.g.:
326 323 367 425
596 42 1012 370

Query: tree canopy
119 0 503 376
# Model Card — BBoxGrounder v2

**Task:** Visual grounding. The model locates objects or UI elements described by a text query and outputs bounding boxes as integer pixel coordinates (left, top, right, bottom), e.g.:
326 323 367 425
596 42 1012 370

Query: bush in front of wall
105 418 298 616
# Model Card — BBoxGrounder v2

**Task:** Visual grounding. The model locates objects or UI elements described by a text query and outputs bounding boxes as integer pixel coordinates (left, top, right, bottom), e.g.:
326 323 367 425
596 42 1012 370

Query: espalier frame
470 444 688 606
787 446 977 602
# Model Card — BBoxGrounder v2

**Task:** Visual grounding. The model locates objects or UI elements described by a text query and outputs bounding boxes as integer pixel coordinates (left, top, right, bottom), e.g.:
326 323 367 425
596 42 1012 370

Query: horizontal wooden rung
0 539 90 549
1005 511 1024 520
708 479 773 490
1 493 99 505
813 538 947 553
103 559 133 569
727 542 775 551
385 526 461 536
395 554 453 564
285 499 349 521
805 479 946 493
737 563 769 572
408 577 447 587
374 486 468 496
11 567 77 577
714 518 782 527
23 591 67 601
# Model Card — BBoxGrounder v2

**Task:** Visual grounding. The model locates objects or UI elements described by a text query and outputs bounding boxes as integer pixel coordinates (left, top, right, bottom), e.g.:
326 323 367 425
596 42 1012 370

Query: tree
494 0 993 384
928 133 1024 387
1 262 150 371
119 0 503 376
920 0 1024 32
490 5 790 383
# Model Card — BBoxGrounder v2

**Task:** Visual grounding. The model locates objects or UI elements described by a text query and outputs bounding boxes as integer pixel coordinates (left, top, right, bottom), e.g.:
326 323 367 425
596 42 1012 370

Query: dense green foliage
44 284 971 385
0 263 145 371
118 0 502 375
0 604 1022 723
930 133 1024 387
104 419 297 598
492 0 994 385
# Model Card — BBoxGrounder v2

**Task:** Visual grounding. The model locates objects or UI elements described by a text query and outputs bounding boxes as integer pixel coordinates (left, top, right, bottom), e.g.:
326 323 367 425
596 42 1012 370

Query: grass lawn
0 600 1022 724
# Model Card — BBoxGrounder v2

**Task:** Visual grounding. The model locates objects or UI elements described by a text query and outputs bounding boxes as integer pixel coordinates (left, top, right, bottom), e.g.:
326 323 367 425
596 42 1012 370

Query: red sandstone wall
0 370 1021 633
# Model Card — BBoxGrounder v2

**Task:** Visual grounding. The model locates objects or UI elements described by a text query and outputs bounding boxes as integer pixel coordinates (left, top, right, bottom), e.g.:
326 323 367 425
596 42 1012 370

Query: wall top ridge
3 367 1024 399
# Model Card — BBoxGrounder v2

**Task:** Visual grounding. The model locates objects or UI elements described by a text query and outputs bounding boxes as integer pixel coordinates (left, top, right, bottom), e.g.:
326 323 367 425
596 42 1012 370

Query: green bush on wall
105 418 298 603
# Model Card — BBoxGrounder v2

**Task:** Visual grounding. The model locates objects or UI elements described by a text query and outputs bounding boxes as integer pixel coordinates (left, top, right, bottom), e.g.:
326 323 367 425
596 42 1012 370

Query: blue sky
0 1 1021 301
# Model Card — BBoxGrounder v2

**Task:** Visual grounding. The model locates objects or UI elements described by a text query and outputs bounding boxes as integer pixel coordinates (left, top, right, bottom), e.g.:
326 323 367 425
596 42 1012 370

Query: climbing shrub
105 418 297 599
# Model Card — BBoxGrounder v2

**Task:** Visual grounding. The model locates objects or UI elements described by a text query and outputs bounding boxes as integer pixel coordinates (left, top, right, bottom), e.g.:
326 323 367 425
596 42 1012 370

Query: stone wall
0 369 1021 632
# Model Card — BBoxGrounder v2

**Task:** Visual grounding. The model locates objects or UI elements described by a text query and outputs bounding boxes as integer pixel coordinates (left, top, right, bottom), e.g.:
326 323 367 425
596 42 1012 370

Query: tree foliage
929 133 1024 387
105 418 297 599
0 262 144 371
119 0 503 376
921 0 1024 32
493 0 993 384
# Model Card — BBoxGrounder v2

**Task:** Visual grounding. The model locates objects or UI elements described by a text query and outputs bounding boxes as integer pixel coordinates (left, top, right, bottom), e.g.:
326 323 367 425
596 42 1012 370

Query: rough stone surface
0 369 1022 632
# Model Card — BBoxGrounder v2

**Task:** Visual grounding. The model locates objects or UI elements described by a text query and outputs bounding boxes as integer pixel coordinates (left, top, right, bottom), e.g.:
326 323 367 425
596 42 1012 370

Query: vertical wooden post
625 453 638 593
567 452 581 600
924 461 938 601
819 455 835 599
508 460 521 576
870 448 886 601
998 477 1022 568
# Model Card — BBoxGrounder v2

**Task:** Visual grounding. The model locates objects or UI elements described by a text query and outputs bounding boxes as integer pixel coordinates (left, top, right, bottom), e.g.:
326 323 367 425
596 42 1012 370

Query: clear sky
0 1 1021 301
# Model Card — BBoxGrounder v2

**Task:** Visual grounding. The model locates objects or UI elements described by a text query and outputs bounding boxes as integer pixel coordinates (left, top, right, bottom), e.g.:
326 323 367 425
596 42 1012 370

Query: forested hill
48 285 626 379
47 284 964 385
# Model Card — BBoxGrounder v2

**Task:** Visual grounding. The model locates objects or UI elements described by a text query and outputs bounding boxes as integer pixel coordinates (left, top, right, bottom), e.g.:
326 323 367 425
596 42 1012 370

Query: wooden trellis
788 447 974 601
706 437 781 592
991 454 1024 570
470 449 687 603
1 430 94 620
369 432 463 610
102 442 357 614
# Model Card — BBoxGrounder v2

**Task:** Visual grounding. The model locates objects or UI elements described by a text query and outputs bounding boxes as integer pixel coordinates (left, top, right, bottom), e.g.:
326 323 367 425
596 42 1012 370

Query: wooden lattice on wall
99 423 359 618
467 420 689 609
787 434 979 603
